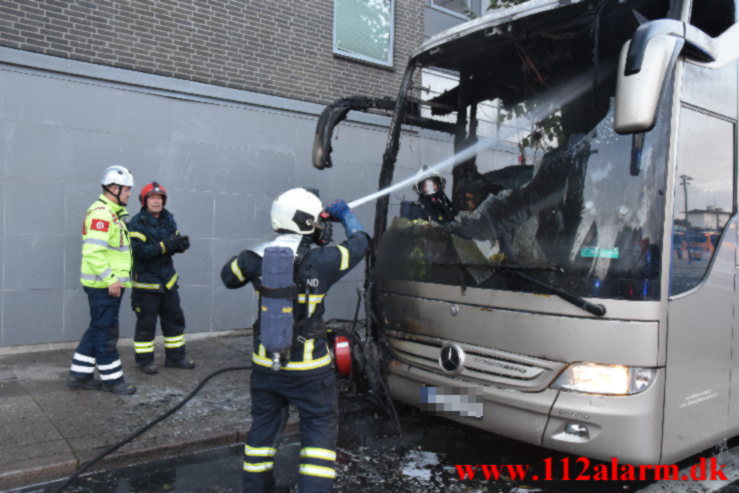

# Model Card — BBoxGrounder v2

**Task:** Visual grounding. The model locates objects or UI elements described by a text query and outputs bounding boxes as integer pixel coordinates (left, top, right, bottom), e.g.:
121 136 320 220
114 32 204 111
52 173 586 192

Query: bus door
663 58 737 461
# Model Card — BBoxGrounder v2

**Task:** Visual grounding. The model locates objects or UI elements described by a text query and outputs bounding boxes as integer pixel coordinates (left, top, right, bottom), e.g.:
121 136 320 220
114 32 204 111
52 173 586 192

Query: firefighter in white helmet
222 187 369 493
67 165 137 395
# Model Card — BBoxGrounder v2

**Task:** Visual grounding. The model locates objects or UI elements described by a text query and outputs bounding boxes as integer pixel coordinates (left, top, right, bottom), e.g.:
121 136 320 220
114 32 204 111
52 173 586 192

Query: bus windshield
375 56 672 302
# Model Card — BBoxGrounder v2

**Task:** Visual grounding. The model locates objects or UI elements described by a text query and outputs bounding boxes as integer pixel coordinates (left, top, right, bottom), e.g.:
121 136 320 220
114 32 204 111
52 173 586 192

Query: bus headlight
551 363 656 395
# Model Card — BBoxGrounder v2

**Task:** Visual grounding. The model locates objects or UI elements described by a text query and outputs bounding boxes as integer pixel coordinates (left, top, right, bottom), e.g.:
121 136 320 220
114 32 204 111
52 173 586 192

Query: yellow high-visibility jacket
80 194 132 288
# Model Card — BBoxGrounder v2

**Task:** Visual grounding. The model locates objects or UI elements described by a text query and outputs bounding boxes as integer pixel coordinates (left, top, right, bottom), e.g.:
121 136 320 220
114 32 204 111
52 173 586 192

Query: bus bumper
388 359 557 446
388 360 665 464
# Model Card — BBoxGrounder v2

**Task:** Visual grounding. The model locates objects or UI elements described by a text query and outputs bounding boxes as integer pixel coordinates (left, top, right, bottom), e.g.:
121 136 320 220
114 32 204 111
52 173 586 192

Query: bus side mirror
312 96 395 169
614 36 682 134
614 20 716 134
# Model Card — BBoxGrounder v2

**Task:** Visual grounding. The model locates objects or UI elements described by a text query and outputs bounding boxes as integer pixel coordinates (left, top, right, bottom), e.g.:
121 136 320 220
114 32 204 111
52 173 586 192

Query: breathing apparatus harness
256 209 355 374
255 238 330 371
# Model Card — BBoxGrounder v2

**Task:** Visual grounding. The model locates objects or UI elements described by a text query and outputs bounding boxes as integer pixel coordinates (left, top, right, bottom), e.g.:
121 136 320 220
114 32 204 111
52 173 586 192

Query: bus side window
669 107 735 296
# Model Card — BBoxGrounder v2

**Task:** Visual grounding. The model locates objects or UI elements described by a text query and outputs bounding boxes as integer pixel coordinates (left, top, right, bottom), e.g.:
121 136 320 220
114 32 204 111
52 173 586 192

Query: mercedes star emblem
439 344 465 374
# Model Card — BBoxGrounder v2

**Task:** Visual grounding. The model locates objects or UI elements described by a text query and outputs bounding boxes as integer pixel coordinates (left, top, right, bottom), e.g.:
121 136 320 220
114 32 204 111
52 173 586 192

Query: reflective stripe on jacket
80 194 132 288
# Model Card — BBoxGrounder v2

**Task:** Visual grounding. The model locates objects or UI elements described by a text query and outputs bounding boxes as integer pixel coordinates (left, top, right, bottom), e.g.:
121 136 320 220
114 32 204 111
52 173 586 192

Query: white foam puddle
401 449 440 481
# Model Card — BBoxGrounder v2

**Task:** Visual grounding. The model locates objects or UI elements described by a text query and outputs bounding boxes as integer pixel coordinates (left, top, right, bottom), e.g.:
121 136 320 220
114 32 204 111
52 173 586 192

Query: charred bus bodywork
315 0 739 464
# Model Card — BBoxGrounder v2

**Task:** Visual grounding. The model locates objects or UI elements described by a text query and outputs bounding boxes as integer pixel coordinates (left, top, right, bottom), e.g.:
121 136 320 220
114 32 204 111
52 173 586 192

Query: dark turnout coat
128 208 180 292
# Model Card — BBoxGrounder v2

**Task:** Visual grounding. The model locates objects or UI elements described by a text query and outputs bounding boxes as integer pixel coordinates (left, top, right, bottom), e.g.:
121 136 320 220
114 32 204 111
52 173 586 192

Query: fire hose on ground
52 365 253 493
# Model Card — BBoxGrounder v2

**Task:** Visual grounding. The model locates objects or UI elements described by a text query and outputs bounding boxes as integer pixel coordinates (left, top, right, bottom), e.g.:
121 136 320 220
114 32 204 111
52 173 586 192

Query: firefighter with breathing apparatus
404 168 454 224
221 187 369 493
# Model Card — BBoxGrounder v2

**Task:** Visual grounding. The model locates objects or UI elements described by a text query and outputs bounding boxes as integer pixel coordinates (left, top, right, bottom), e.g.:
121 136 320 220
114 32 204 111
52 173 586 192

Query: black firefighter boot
66 374 102 391
105 380 137 395
165 357 195 369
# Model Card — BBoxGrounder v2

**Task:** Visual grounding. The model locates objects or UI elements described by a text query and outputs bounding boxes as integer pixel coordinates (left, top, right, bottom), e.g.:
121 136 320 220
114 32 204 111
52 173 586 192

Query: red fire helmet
139 181 168 206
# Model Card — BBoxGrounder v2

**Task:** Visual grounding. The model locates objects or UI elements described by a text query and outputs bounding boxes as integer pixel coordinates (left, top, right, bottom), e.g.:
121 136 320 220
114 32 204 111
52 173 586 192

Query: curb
0 419 300 491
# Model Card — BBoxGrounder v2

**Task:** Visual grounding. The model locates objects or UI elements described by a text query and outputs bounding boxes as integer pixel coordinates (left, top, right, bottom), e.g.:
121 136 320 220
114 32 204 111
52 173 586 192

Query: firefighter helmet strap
103 184 124 205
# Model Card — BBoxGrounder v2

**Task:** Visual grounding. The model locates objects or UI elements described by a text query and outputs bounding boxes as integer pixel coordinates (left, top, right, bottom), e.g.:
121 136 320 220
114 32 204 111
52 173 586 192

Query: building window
430 0 473 19
334 0 394 67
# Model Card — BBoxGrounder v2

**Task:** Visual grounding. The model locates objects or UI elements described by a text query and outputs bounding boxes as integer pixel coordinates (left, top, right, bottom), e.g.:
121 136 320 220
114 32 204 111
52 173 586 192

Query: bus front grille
386 330 565 391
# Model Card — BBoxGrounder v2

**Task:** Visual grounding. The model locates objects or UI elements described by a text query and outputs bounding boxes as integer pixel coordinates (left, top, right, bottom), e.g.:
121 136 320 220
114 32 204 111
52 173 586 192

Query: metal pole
680 174 692 226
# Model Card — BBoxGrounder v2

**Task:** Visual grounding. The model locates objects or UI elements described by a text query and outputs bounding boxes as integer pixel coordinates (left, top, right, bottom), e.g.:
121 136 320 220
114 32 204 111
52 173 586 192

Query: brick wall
0 0 423 104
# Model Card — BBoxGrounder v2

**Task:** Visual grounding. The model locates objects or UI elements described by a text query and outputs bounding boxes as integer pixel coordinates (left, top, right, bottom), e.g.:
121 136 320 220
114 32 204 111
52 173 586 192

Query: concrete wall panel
178 286 214 334
2 290 63 346
253 195 277 241
211 148 260 196
62 288 89 340
62 235 83 290
4 179 66 235
4 235 64 291
5 123 72 182
213 286 257 332
256 150 297 197
213 194 256 240
176 238 214 288
167 190 215 240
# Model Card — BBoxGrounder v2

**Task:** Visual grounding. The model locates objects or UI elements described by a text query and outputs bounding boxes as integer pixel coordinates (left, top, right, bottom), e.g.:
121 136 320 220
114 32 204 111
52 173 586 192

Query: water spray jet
343 66 612 212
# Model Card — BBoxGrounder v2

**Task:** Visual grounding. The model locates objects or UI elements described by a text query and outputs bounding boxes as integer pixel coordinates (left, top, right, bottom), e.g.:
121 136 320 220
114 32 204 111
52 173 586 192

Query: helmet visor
418 178 441 196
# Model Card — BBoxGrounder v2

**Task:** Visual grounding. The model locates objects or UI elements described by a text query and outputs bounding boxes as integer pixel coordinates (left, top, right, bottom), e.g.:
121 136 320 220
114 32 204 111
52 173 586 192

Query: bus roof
412 0 588 59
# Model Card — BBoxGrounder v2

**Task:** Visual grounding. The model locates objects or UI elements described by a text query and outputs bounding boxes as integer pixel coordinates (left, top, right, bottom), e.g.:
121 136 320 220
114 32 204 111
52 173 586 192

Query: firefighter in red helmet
128 182 195 373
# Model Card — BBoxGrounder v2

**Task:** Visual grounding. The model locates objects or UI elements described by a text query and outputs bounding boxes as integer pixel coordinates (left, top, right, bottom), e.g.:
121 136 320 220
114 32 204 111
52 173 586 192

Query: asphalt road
14 395 739 493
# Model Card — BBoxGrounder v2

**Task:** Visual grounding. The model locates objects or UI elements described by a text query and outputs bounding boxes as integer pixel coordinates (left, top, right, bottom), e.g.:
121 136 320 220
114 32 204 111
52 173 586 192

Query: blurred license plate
420 386 483 418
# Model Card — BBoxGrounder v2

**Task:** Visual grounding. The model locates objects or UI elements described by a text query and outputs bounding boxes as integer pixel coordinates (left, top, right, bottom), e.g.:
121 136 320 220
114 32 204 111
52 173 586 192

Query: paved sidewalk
0 330 272 491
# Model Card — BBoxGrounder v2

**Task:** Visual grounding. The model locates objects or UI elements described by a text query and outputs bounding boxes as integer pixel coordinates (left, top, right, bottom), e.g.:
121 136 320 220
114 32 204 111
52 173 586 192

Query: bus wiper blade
426 262 606 317
505 269 606 317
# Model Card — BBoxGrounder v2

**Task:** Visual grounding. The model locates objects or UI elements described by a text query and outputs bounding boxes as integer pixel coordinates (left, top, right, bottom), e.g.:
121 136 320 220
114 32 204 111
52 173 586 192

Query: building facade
0 0 423 104
0 0 481 347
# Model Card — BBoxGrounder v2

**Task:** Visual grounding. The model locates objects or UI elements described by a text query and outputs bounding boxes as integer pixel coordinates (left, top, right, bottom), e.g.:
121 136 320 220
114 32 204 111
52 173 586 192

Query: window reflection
669 107 734 295
334 0 394 66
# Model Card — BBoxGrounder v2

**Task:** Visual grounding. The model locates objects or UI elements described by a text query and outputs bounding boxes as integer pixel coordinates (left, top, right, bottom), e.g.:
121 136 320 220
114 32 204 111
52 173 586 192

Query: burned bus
313 0 739 464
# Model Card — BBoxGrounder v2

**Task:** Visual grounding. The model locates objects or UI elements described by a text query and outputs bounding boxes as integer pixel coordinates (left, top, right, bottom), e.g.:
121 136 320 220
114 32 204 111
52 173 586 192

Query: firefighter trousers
70 287 125 386
131 289 187 364
243 368 338 493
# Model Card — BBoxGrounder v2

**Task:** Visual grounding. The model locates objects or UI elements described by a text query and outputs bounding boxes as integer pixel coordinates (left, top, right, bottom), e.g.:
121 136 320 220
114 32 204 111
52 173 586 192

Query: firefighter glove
163 236 183 254
325 200 350 222
179 235 190 252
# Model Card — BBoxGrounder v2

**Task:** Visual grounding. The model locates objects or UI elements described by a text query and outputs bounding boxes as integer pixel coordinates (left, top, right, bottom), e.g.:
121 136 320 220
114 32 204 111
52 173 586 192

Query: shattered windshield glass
376 66 671 301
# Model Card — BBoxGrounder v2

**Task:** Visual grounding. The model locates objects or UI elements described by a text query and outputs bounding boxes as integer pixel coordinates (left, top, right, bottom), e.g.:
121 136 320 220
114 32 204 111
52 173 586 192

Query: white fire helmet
100 165 134 188
271 188 323 235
